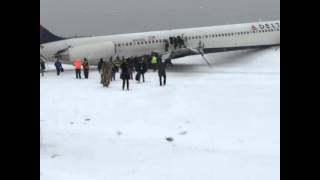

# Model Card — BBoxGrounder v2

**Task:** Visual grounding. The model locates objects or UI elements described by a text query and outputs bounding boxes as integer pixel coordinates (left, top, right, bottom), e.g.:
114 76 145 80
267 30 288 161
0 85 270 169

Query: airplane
40 20 280 67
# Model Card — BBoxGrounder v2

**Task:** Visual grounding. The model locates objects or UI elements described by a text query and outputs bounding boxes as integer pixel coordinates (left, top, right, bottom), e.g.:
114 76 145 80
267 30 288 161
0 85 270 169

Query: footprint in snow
179 131 188 135
50 154 59 158
166 137 174 142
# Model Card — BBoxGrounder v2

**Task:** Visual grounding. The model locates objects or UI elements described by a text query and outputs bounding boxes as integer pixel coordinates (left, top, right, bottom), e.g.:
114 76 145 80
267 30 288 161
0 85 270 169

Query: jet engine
58 41 115 65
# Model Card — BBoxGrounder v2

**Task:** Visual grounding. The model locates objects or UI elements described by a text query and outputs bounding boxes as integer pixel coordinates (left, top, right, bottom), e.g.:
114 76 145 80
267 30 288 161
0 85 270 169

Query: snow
40 47 280 180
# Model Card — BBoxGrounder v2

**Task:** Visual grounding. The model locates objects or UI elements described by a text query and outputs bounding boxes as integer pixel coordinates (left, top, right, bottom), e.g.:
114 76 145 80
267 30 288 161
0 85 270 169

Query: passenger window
137 42 140 45
129 42 132 46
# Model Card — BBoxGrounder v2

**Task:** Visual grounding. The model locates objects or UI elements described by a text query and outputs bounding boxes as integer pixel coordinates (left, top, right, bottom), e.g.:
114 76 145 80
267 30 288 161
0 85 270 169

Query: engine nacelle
67 41 115 65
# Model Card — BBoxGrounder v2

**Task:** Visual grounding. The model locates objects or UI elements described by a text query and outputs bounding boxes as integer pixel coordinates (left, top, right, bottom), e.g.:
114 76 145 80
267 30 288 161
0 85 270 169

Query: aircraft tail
40 25 64 44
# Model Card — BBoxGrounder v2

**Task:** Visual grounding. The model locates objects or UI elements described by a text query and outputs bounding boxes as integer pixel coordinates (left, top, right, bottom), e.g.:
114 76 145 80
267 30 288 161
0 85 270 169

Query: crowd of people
41 54 168 91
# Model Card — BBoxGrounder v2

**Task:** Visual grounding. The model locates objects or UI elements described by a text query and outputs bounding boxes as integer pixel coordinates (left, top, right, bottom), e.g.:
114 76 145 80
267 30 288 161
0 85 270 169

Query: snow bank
40 47 280 180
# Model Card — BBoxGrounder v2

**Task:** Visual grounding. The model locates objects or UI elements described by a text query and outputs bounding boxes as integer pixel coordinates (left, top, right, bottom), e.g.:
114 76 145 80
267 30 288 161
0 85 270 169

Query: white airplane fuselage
40 20 280 65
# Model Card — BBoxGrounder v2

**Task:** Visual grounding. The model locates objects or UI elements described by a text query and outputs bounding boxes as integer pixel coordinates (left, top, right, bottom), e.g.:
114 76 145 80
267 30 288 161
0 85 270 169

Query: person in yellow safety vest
151 55 157 71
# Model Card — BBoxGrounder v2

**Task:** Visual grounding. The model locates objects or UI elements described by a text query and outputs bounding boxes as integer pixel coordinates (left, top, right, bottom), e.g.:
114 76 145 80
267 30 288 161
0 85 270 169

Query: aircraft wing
154 46 213 68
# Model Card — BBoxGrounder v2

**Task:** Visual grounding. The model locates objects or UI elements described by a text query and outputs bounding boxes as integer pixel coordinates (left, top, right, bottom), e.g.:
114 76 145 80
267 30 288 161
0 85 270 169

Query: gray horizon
40 0 280 37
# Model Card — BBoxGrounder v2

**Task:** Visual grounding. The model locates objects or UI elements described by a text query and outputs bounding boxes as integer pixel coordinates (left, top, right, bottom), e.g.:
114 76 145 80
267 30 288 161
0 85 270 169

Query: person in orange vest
73 59 82 79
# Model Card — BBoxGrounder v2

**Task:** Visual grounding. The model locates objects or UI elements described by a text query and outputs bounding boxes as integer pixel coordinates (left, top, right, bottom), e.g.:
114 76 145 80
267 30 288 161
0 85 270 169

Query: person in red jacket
73 59 82 79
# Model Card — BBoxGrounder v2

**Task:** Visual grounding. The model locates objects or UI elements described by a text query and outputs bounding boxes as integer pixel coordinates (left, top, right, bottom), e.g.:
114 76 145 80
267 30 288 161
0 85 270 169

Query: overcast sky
40 0 280 37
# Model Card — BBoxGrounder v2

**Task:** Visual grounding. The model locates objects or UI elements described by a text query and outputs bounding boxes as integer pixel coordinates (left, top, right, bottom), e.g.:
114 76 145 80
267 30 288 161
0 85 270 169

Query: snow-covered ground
40 47 280 180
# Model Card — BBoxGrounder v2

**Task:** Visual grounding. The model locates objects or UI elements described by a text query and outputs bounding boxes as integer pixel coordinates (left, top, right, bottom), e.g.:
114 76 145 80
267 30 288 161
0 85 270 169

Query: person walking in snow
73 59 82 79
151 55 158 72
40 58 46 76
120 60 130 90
97 58 104 73
82 58 90 79
135 58 147 83
158 59 167 86
111 61 118 81
54 59 63 76
101 58 112 87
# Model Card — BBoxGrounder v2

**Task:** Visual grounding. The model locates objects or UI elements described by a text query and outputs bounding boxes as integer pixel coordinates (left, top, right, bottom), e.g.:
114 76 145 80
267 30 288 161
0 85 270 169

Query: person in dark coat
127 57 134 79
120 60 130 90
173 37 178 49
82 58 90 79
136 58 148 83
97 58 104 72
164 39 169 51
54 59 63 76
111 57 118 81
40 58 46 76
111 64 117 81
135 60 142 82
158 60 167 86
